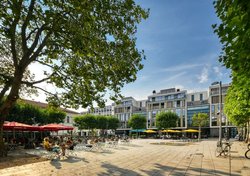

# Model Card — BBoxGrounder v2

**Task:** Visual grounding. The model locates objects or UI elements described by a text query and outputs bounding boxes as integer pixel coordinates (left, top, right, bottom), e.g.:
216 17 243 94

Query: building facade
113 97 147 134
209 83 236 137
87 105 114 116
186 91 210 127
147 88 187 129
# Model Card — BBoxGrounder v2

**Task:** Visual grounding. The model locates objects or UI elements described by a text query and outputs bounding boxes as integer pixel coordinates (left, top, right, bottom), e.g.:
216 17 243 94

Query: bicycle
245 144 250 159
215 140 232 157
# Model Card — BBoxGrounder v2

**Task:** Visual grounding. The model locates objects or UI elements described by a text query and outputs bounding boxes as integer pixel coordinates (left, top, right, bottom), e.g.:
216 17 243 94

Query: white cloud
162 71 187 82
160 64 202 72
138 75 150 82
197 67 209 83
213 66 223 77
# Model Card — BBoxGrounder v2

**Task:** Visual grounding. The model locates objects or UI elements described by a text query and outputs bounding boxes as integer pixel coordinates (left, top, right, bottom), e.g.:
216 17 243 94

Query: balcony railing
187 100 208 106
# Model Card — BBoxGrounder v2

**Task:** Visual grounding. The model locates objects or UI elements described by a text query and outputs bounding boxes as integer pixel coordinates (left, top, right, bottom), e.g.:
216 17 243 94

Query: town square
1 0 250 176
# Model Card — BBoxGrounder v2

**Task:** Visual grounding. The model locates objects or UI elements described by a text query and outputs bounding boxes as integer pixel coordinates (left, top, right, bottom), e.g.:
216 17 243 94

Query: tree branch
30 85 57 97
10 0 23 68
29 30 52 62
21 0 35 54
26 27 39 41
27 24 47 55
21 75 53 86
36 60 54 69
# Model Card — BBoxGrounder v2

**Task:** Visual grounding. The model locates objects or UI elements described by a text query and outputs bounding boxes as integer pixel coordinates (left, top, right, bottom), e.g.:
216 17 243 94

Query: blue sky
117 0 231 102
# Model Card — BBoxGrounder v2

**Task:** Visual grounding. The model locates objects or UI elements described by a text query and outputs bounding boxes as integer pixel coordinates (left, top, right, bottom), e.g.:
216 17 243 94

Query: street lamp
212 81 222 145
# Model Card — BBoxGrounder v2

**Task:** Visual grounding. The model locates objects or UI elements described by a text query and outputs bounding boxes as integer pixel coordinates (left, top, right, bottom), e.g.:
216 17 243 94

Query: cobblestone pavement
0 139 249 176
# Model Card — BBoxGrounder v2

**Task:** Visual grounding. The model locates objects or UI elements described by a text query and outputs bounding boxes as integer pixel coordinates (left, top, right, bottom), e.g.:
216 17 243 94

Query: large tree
213 0 250 142
213 0 250 77
156 111 178 130
74 114 97 132
128 114 146 137
224 84 250 142
192 113 209 141
0 0 148 155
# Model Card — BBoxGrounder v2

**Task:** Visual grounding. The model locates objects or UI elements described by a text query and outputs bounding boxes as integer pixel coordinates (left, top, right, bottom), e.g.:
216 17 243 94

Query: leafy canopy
74 114 119 130
192 113 209 127
6 100 65 125
156 111 178 129
213 0 250 128
224 83 250 126
0 0 149 109
128 114 146 129
213 0 250 77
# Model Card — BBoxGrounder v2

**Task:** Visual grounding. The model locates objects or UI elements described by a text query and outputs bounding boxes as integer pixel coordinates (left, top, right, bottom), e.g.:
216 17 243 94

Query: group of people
43 136 74 156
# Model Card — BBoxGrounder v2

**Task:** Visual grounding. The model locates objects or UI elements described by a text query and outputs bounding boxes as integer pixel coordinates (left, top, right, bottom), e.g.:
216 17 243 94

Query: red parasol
40 123 74 131
3 121 42 131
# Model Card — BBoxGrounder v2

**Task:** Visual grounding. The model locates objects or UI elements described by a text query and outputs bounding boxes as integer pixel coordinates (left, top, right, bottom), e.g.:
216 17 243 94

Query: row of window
191 94 203 101
149 93 186 102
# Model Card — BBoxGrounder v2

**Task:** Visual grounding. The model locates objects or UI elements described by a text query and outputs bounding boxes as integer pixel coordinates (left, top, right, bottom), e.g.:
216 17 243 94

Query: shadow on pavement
125 144 142 147
140 163 241 176
50 160 62 169
112 147 129 150
49 155 88 169
98 163 139 176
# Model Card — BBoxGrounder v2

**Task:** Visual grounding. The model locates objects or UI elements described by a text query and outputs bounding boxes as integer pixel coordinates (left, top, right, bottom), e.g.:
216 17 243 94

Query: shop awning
130 129 146 132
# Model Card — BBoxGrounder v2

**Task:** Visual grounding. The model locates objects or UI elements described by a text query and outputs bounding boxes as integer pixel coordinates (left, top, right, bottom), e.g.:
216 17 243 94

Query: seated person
43 138 60 154
60 143 67 156
66 139 74 150
43 137 52 151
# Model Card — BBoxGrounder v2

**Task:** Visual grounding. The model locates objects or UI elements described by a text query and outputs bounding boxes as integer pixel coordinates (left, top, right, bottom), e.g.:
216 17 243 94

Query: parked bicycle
245 144 250 159
215 140 232 157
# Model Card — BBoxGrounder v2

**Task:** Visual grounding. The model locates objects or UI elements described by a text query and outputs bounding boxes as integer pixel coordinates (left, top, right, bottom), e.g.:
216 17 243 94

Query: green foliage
6 101 65 125
213 0 250 130
96 115 107 129
43 107 66 124
107 116 119 130
156 111 178 129
224 84 250 126
213 0 250 77
74 114 119 130
73 115 85 130
192 113 209 127
74 114 97 130
128 114 146 129
0 0 149 109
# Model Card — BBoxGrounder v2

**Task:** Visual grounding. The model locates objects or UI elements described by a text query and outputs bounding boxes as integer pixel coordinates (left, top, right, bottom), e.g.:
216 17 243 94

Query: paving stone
0 139 249 176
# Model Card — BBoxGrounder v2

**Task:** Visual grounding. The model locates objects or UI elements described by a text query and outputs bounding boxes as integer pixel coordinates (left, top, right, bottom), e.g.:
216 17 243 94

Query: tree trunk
246 120 250 143
198 126 201 142
0 73 23 157
244 123 248 143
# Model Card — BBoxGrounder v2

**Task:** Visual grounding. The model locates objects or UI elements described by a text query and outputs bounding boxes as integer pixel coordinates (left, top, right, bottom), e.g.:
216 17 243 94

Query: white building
147 88 187 129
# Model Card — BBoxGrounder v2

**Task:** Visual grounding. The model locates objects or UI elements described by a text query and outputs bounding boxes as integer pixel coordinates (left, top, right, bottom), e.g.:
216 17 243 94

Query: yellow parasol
183 129 200 133
145 129 157 133
162 129 181 133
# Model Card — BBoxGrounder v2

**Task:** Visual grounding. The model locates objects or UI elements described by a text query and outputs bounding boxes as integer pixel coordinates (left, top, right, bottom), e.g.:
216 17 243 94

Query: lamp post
218 81 222 144
212 81 222 145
